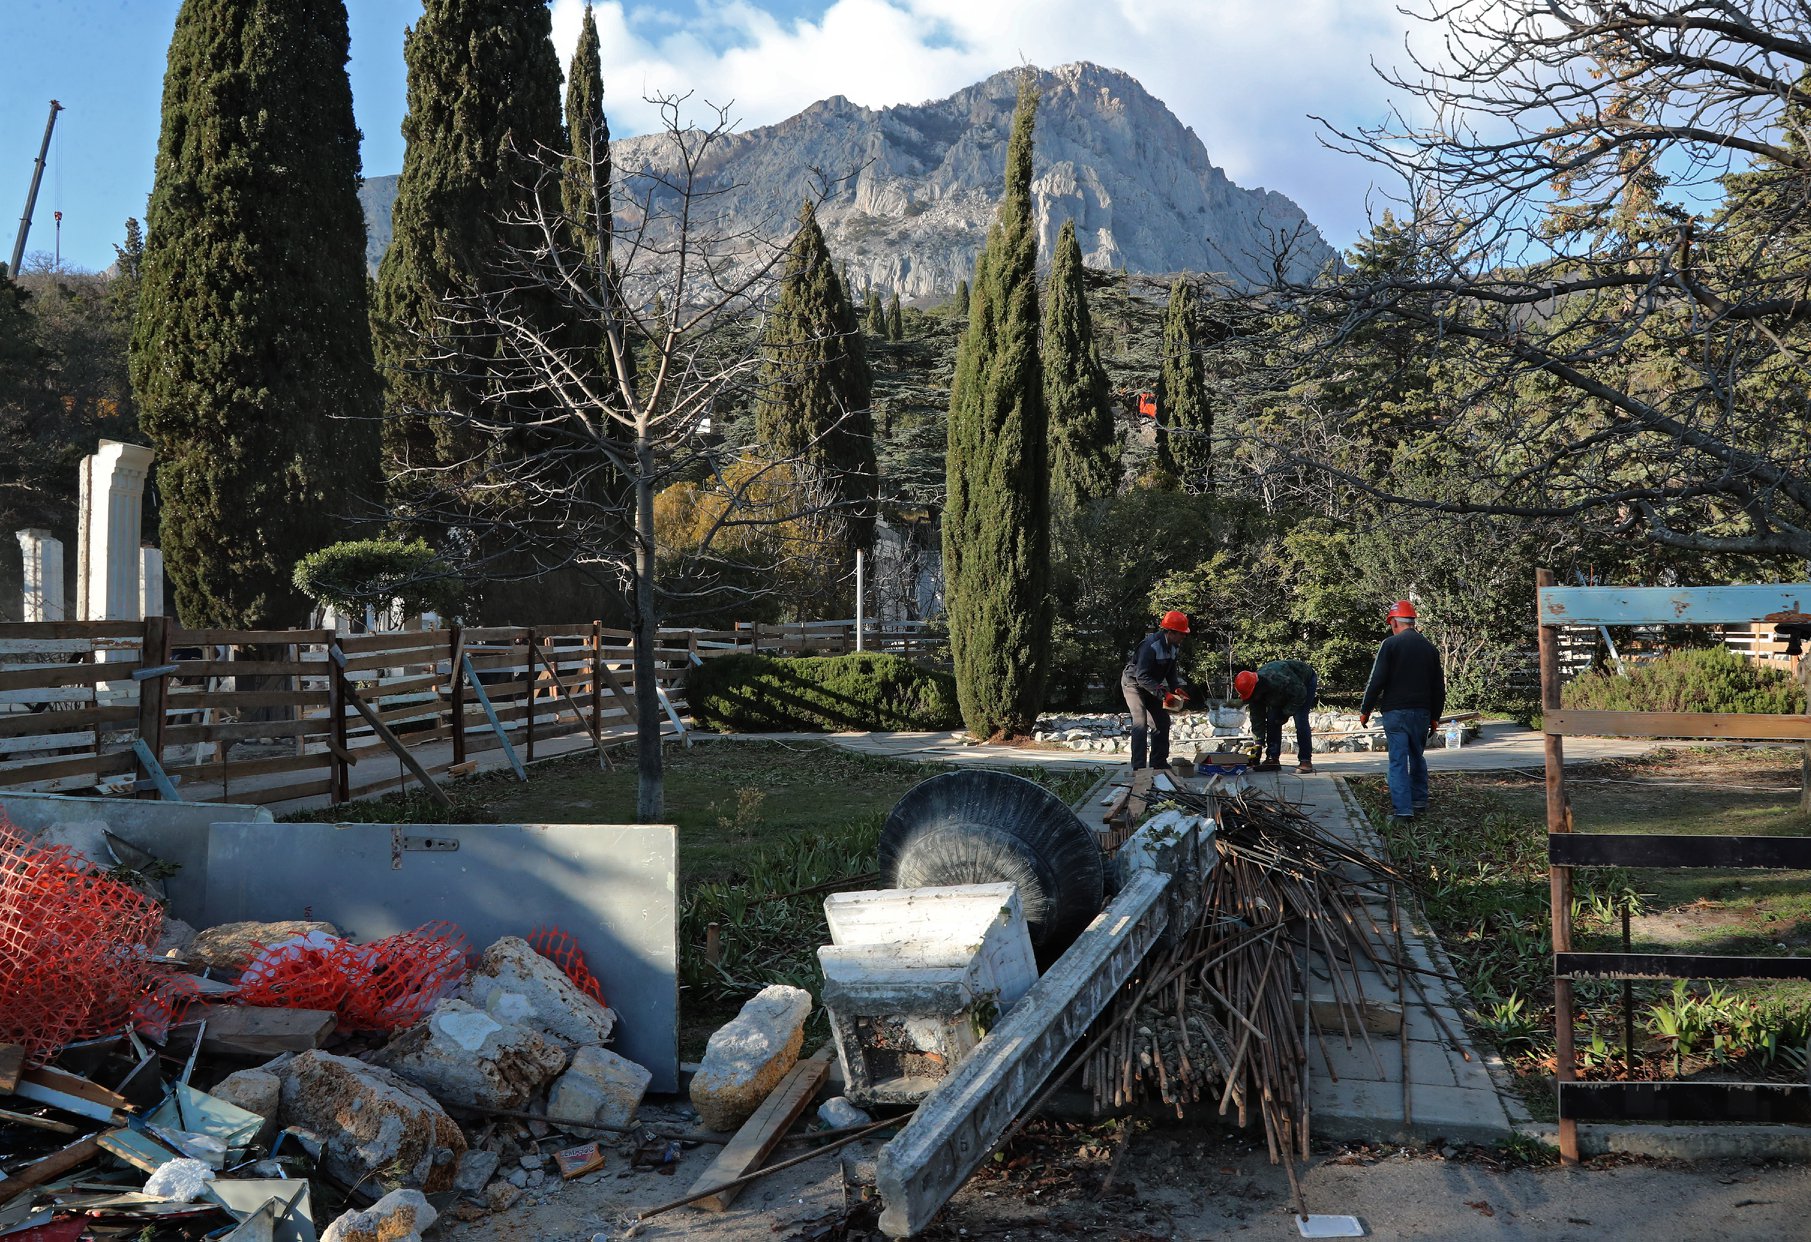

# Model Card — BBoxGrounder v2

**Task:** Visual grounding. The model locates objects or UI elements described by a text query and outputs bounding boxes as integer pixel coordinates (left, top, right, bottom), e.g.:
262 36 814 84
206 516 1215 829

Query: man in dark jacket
1359 599 1446 821
1121 610 1192 771
1235 658 1319 773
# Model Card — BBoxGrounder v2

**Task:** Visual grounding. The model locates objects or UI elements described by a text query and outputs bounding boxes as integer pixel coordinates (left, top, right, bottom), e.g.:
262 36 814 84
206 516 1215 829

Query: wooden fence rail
0 616 938 807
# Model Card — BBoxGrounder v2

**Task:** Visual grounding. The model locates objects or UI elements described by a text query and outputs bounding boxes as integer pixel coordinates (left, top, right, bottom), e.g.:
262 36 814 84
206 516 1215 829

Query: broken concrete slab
690 984 811 1132
452 1149 500 1196
275 1050 466 1193
372 998 568 1112
208 1069 281 1147
190 922 341 976
320 1188 436 1242
463 937 617 1050
546 1044 651 1132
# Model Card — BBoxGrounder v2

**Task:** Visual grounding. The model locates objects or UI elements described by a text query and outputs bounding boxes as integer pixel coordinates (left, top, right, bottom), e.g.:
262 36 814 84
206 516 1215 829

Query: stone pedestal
15 529 65 622
78 440 155 622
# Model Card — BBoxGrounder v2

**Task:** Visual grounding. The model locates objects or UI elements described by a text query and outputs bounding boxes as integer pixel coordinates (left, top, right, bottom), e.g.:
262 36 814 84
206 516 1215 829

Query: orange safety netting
528 925 609 1008
238 921 471 1034
133 970 205 1043
0 819 164 1064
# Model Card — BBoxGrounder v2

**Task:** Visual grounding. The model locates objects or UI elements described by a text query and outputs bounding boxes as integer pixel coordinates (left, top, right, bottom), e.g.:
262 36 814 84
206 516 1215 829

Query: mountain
358 62 1333 296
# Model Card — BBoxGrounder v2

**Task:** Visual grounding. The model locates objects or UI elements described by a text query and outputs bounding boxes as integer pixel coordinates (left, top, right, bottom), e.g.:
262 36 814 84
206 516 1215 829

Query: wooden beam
1545 709 1811 741
686 1046 833 1212
0 1135 102 1208
335 648 451 807
1539 583 1811 627
186 1005 337 1057
1537 567 1579 1166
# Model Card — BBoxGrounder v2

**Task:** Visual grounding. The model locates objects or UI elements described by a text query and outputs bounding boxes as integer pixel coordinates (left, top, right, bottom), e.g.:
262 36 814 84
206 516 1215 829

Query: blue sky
1 0 1419 274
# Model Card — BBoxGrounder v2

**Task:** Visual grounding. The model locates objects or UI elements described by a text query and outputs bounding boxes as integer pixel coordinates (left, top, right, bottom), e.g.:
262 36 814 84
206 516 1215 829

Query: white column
139 545 165 618
76 457 91 621
16 529 65 622
82 440 156 621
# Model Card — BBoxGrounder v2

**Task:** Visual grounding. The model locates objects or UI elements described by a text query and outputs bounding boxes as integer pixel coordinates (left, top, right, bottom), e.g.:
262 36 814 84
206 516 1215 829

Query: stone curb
1518 1120 1811 1161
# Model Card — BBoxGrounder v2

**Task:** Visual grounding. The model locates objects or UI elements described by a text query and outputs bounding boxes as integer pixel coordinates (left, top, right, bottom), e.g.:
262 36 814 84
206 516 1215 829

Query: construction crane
10 99 63 278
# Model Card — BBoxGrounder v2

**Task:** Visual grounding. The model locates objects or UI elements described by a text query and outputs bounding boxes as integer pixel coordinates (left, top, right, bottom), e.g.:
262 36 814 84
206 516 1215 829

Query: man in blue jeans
1358 600 1445 822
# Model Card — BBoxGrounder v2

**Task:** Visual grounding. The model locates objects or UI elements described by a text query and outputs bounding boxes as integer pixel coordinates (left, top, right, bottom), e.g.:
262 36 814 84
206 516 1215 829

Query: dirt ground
440 1112 1811 1241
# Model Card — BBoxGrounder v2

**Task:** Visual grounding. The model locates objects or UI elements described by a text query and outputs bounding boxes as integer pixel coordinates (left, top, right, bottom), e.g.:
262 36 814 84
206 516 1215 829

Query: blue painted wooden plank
1539 584 1811 627
462 653 526 781
131 738 181 801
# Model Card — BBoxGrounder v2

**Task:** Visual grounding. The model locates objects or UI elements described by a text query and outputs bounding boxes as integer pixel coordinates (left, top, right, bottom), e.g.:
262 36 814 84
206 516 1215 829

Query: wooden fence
0 617 938 807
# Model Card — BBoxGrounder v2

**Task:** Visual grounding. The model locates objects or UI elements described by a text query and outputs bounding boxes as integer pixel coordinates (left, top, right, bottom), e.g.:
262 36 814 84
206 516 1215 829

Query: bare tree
1286 1 1811 559
381 95 866 819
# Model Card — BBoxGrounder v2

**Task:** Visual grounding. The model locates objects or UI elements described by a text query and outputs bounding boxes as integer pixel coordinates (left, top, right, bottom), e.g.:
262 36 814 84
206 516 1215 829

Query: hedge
1562 645 1806 715
686 652 962 733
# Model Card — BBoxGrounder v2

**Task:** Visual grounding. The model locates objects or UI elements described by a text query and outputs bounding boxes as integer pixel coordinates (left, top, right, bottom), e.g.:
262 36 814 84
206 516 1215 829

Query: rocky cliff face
360 62 1332 297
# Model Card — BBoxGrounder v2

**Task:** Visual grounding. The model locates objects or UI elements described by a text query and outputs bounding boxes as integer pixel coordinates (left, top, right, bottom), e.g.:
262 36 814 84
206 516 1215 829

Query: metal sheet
1539 583 1811 627
201 821 678 1090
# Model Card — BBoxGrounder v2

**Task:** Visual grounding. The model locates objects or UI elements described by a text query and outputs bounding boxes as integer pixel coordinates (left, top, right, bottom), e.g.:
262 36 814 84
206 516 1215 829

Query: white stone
689 985 812 1132
209 1068 281 1147
463 936 617 1048
819 1096 873 1128
370 998 568 1111
546 1045 652 1132
274 1050 466 1193
78 439 153 622
15 529 64 622
320 1188 437 1242
143 1158 214 1202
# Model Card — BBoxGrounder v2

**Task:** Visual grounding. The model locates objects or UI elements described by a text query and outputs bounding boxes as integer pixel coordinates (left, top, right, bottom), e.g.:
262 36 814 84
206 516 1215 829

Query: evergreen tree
942 77 1050 739
1154 275 1212 492
886 291 904 340
1042 219 1118 506
372 0 565 446
953 278 970 315
865 288 886 336
754 202 877 568
130 0 381 627
562 3 611 320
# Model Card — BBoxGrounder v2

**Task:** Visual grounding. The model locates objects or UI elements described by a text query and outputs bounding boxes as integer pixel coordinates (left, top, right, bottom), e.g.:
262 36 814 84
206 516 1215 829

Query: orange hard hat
1234 670 1258 700
1387 599 1418 622
1159 610 1190 634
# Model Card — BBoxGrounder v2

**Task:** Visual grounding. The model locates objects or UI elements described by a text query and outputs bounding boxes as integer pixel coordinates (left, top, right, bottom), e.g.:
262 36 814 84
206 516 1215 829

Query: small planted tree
293 538 462 627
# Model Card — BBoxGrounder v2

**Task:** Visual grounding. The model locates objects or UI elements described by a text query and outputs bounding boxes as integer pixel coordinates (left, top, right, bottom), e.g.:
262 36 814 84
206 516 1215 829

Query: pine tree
130 0 381 627
942 77 1050 739
886 291 904 340
1154 275 1212 492
754 202 877 570
373 0 564 443
1042 219 1118 506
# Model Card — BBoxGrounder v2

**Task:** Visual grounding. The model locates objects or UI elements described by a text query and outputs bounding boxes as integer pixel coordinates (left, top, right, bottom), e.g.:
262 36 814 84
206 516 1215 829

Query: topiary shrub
1562 645 1806 715
293 538 463 620
686 652 961 733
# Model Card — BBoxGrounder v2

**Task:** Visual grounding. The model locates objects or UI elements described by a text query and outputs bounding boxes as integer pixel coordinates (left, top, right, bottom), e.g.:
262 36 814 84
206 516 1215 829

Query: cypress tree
372 0 565 442
942 77 1049 740
1154 274 1212 492
562 3 611 320
1042 219 1118 506
130 0 381 628
954 278 970 315
754 202 877 558
886 291 904 340
865 289 886 336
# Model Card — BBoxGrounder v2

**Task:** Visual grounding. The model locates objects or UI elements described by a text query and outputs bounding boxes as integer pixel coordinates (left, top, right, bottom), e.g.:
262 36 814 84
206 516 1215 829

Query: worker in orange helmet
1233 658 1319 773
1121 610 1193 771
1358 599 1446 822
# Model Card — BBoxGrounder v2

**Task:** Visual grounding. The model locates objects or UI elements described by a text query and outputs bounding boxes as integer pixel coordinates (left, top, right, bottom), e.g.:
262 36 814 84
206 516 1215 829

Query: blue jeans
1381 708 1430 816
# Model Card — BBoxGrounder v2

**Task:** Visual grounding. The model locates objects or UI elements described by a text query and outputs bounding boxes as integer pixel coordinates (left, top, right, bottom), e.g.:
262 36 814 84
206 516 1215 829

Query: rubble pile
0 816 687 1240
1032 708 1482 754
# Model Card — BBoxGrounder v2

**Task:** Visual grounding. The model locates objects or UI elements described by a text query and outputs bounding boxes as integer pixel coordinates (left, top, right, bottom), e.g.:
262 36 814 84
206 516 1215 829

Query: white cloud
548 0 1434 246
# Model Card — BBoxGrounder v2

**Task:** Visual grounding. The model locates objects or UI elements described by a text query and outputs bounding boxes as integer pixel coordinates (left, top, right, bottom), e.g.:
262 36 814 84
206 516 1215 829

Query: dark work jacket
1121 631 1184 697
1359 626 1446 719
1247 658 1313 738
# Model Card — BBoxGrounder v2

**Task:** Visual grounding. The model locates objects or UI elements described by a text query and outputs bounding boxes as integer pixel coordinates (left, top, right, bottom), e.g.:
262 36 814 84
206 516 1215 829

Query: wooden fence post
449 625 466 767
327 647 349 804
134 615 170 800
524 628 536 764
591 622 604 737
1537 567 1578 1165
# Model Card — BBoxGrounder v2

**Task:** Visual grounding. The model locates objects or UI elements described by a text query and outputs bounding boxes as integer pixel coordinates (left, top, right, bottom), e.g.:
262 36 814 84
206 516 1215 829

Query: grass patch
1350 746 1811 1118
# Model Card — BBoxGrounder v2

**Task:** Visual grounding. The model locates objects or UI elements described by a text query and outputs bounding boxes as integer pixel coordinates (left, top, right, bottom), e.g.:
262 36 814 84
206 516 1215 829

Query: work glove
1359 712 1371 728
1162 690 1189 710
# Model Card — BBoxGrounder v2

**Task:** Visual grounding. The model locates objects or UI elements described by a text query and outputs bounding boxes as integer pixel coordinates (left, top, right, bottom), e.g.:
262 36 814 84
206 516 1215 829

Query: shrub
686 652 962 732
292 538 462 619
1562 645 1805 715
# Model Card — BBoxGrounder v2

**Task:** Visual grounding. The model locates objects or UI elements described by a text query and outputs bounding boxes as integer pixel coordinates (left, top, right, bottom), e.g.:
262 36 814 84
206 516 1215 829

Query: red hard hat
1234 670 1258 700
1159 610 1190 634
1387 599 1418 621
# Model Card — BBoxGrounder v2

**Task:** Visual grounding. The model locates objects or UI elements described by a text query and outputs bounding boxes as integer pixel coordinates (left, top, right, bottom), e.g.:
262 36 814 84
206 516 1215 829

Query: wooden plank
0 662 142 692
687 1046 834 1211
0 728 96 756
1550 833 1811 870
162 749 333 782
164 690 329 710
1540 584 1811 627
340 669 451 806
160 660 320 678
1557 952 1811 981
189 1005 337 1056
161 717 333 745
0 621 141 639
229 777 336 807
14 1064 130 1120
1558 1081 1811 1124
0 638 130 655
336 632 450 655
459 626 530 642
0 749 136 785
0 1043 23 1092
0 706 134 738
168 628 331 646
1545 709 1811 741
338 649 445 674
0 1135 102 1208
0 1106 78 1135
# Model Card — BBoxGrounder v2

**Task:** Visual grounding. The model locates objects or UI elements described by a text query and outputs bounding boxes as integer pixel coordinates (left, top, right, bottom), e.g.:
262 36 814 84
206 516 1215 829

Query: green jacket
1247 659 1313 736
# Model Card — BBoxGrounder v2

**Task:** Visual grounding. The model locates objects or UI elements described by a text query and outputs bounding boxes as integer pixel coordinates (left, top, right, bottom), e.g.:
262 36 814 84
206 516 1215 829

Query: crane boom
10 99 63 278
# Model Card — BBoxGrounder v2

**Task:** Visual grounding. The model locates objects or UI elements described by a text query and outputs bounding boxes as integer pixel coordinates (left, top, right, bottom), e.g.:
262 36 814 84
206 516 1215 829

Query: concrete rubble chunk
153 915 198 961
208 1068 281 1147
453 1149 500 1196
274 1050 466 1193
546 1045 652 1133
689 984 811 1132
320 1188 437 1242
189 920 340 975
462 936 616 1048
370 998 568 1111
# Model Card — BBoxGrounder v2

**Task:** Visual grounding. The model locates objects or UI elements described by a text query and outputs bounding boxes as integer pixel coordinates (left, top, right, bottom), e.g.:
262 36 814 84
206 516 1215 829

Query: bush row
685 652 961 733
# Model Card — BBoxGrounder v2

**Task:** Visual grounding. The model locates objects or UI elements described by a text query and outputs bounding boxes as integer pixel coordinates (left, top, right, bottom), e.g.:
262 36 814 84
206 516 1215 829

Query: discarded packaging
553 1142 606 1179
